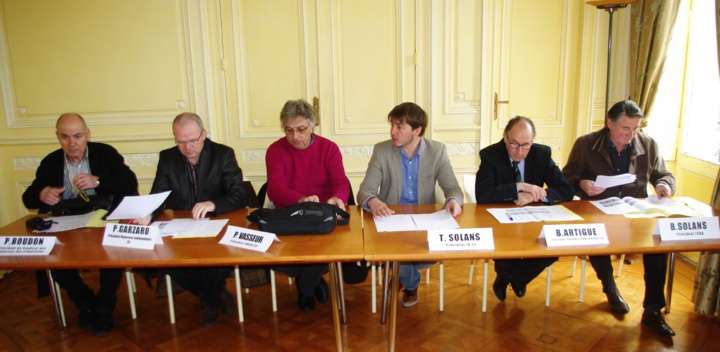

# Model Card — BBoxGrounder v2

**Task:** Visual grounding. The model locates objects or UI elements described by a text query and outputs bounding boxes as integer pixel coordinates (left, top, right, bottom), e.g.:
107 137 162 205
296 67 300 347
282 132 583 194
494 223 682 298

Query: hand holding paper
594 173 636 188
105 191 171 220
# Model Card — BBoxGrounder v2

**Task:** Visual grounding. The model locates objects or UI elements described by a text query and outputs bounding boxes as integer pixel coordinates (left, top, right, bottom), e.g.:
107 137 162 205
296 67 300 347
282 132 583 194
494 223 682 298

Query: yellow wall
0 1 714 226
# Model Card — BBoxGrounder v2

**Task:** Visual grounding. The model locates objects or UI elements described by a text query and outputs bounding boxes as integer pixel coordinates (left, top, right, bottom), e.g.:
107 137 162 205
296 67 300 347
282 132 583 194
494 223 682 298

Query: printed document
373 210 460 232
40 209 116 233
590 195 704 218
487 205 583 223
162 218 230 238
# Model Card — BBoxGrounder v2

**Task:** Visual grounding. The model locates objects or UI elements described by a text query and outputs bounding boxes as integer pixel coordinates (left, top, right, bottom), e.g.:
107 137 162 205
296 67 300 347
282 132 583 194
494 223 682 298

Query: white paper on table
487 205 583 223
163 218 230 238
589 197 638 215
373 214 416 232
41 212 97 232
411 210 460 230
150 221 179 237
105 191 171 220
594 173 636 188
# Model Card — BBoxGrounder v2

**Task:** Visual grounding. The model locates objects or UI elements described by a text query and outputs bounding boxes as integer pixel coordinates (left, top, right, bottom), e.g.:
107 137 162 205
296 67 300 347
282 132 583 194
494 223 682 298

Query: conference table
363 200 720 352
0 206 365 352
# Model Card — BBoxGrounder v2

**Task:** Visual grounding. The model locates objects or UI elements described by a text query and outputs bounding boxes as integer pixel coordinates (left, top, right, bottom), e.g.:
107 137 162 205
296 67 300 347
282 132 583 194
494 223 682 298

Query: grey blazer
357 138 463 206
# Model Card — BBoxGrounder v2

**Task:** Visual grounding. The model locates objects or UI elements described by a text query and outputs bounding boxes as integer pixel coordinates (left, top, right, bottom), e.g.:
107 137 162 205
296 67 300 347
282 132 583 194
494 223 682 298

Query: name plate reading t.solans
0 236 57 256
540 223 609 247
427 228 494 251
656 217 720 241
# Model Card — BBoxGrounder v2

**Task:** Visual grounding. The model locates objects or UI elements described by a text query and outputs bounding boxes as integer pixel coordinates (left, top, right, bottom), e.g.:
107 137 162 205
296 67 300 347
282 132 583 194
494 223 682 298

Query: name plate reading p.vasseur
539 223 609 247
0 236 58 256
655 217 720 241
427 228 494 251
219 225 279 252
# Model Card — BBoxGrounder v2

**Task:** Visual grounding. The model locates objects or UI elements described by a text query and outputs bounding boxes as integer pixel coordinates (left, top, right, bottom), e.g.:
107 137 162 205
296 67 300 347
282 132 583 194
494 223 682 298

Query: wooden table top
362 200 720 261
0 206 365 270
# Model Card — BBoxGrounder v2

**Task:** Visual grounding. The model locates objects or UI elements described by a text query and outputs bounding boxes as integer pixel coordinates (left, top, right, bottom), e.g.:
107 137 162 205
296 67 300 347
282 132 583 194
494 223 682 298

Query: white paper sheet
373 211 460 232
594 173 636 188
105 191 171 220
161 218 229 238
42 212 97 232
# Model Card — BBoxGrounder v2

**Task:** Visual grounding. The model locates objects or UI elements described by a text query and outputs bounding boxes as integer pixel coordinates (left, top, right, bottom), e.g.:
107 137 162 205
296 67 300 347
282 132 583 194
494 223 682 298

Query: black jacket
150 138 246 217
22 142 139 213
475 139 573 204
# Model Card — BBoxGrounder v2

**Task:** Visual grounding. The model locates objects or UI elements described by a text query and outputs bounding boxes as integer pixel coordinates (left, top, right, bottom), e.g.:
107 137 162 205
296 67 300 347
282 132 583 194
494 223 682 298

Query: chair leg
572 256 577 277
579 257 587 303
371 262 377 313
126 269 137 319
47 270 66 330
166 274 176 324
665 252 676 314
234 266 244 323
378 264 383 286
288 277 292 285
482 260 489 313
617 254 625 276
468 259 475 285
426 267 430 285
271 269 277 312
439 261 444 312
54 281 67 328
545 264 552 307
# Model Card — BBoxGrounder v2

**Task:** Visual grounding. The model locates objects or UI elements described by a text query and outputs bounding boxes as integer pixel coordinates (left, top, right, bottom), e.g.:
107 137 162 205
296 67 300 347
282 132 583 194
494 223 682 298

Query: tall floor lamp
587 0 636 113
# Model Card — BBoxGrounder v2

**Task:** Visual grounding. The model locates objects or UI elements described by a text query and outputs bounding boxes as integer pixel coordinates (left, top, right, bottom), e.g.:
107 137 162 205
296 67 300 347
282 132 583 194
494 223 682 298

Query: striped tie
512 161 521 182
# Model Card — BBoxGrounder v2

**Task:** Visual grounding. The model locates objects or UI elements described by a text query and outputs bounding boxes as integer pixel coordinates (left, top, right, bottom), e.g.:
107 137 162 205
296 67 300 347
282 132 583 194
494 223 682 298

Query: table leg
337 262 347 324
665 252 676 314
328 263 343 351
381 261 390 324
388 261 399 352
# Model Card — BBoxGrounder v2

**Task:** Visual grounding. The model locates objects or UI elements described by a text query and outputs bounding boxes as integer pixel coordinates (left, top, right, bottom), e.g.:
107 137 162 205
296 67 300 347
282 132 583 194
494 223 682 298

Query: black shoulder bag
247 202 350 235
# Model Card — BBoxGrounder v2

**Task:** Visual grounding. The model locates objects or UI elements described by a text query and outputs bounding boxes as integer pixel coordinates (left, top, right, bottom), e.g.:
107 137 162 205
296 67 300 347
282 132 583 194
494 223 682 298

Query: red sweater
266 134 349 208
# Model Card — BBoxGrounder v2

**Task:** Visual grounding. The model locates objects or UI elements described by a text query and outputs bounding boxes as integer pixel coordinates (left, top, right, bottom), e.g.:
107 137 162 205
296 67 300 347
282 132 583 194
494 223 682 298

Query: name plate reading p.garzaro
102 224 158 250
427 228 494 251
656 217 720 241
0 236 57 256
540 223 608 247
219 225 279 253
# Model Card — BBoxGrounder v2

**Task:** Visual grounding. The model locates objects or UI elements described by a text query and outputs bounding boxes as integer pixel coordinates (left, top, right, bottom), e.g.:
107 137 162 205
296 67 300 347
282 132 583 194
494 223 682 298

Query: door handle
494 92 509 120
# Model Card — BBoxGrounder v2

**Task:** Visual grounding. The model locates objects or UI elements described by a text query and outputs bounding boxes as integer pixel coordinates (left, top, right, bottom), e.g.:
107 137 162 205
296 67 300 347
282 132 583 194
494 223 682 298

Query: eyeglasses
176 130 204 145
508 141 532 150
284 125 310 135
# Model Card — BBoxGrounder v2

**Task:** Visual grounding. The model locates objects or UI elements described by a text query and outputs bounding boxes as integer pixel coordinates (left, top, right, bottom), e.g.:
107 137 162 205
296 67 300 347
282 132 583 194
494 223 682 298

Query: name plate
656 217 720 241
540 223 608 247
102 224 158 250
0 236 57 256
219 225 279 252
427 228 494 251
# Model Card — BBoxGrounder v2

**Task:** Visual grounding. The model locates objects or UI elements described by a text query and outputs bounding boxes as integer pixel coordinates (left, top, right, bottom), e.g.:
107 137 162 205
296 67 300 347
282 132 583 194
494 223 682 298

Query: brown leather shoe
402 288 418 308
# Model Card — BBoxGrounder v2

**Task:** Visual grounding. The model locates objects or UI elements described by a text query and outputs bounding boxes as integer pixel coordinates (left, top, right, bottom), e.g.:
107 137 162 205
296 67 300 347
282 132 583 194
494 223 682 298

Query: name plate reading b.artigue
656 217 720 241
219 225 279 253
427 228 494 251
540 223 609 247
102 224 159 250
0 236 57 256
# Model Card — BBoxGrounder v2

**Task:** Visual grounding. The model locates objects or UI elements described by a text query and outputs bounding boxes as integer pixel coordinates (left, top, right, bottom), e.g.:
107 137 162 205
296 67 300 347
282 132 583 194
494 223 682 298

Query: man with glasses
475 116 573 301
23 112 139 336
265 99 349 311
357 102 464 308
563 100 676 336
134 112 246 327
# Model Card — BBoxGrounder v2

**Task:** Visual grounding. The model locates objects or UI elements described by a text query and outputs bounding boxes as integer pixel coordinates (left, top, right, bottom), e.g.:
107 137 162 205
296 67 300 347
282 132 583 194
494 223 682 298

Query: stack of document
40 209 116 233
152 218 229 238
590 195 704 218
486 205 583 223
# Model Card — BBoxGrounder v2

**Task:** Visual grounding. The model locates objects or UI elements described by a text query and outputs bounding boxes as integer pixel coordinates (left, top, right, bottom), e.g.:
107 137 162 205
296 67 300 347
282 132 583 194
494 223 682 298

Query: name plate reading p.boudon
655 217 720 241
219 225 280 253
427 228 494 251
102 224 160 250
539 223 608 247
0 236 58 256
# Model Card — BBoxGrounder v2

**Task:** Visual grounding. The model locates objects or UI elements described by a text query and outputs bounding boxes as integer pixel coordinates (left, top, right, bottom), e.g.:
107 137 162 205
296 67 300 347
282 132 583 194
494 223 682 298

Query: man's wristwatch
96 178 100 187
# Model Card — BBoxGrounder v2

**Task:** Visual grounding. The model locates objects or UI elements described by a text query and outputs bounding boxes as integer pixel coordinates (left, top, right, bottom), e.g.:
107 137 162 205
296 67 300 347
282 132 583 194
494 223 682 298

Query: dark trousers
51 268 123 315
273 264 329 297
164 266 232 309
494 257 558 286
589 253 667 309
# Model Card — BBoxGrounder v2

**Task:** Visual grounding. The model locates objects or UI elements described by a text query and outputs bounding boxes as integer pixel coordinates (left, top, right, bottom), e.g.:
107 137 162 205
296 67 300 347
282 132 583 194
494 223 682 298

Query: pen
505 212 514 221
73 183 90 202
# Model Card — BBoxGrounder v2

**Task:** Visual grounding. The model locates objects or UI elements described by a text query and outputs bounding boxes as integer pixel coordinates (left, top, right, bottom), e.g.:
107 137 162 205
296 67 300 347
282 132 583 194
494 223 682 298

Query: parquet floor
0 255 718 351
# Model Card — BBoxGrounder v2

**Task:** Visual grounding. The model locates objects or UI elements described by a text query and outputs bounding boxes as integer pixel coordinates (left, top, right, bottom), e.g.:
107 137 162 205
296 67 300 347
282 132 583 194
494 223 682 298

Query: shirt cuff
444 196 462 207
362 196 376 211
